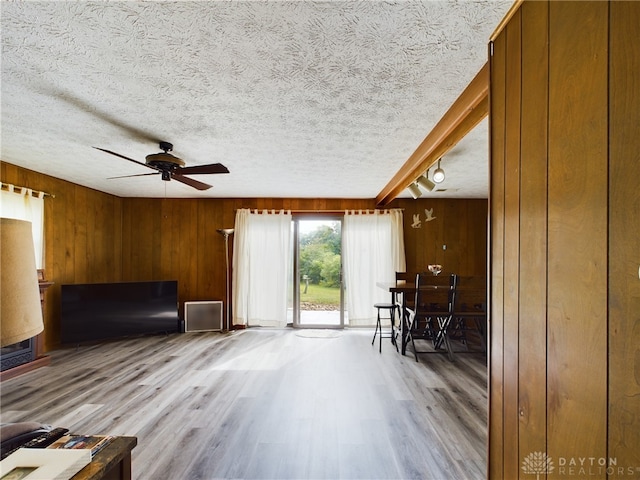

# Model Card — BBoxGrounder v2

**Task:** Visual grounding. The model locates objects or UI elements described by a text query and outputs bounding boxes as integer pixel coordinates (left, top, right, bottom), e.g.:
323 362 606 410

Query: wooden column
488 1 640 477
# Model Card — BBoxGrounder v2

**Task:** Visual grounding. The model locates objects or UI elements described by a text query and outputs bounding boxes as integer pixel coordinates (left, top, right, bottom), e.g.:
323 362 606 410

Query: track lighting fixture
408 183 422 199
432 159 445 184
416 172 436 192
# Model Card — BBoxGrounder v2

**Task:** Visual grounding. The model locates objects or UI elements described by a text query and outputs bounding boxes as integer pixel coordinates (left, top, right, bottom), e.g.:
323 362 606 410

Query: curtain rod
234 208 404 214
1 182 55 198
234 208 343 214
292 209 396 214
343 209 405 213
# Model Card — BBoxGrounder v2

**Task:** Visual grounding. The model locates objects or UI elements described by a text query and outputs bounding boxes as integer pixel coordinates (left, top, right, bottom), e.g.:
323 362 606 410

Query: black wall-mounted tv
61 280 180 345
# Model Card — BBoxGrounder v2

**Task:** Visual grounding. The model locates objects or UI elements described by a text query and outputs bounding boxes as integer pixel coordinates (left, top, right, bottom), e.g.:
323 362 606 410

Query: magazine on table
48 435 114 458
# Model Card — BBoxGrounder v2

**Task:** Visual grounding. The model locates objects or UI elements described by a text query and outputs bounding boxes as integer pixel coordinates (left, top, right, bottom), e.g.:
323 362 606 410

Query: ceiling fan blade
171 173 213 191
93 147 160 172
107 172 159 180
177 163 230 175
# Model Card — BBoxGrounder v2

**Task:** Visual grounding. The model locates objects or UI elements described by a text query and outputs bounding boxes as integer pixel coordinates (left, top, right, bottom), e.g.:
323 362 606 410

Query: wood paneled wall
489 1 640 477
1 163 487 352
119 198 377 307
388 198 487 277
1 162 123 352
608 1 640 472
122 197 487 307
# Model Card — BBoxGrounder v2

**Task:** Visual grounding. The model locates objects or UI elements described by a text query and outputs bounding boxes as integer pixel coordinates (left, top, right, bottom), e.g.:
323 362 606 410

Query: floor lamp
217 228 234 331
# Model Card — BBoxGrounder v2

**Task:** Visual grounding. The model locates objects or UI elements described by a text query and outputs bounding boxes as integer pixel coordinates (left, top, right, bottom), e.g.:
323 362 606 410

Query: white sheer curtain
343 209 406 326
232 209 292 327
0 186 45 269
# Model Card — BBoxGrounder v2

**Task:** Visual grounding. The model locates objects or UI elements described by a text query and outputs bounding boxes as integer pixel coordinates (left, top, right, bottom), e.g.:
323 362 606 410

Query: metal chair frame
449 276 487 353
404 273 457 362
371 303 398 353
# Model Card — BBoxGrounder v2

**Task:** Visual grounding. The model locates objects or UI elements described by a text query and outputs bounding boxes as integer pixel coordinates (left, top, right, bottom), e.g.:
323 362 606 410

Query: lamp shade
1 218 44 347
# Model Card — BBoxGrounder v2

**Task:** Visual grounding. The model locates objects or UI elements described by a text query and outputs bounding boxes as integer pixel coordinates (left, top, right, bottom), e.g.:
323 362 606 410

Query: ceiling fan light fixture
433 159 445 184
145 152 185 168
408 183 422 199
416 172 436 192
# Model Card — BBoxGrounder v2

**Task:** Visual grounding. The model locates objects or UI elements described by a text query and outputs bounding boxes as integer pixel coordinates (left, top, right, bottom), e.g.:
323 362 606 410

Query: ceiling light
432 159 445 184
416 172 436 192
408 183 422 199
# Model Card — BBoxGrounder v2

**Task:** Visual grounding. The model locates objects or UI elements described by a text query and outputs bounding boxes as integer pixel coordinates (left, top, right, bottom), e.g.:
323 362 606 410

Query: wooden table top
376 280 410 292
376 281 452 293
71 436 137 480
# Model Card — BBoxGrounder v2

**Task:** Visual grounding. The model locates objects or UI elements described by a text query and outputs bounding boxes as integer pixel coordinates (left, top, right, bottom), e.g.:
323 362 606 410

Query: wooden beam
376 62 489 207
490 0 524 42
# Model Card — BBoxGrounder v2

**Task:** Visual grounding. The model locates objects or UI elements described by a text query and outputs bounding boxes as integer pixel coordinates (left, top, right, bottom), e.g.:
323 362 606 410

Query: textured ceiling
1 1 511 199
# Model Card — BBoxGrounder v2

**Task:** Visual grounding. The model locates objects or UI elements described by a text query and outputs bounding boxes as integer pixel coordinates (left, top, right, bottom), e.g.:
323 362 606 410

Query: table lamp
1 218 44 347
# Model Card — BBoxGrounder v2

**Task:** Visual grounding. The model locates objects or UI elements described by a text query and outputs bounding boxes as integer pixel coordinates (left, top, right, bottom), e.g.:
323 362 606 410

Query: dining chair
394 271 417 309
449 275 487 352
395 271 415 282
404 272 457 362
393 272 414 356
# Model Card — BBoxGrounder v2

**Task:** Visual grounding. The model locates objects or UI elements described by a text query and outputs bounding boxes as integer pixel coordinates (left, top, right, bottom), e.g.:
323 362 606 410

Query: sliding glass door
290 217 344 328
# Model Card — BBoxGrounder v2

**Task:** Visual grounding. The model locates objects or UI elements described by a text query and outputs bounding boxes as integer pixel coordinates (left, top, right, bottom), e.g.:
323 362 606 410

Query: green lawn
299 283 340 306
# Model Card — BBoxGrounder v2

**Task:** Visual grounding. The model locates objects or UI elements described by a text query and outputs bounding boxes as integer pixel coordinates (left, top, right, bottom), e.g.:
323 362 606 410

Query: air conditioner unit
184 301 223 332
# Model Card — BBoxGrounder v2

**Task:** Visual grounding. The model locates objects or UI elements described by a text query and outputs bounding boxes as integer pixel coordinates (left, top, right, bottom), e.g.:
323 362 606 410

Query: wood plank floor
0 329 487 479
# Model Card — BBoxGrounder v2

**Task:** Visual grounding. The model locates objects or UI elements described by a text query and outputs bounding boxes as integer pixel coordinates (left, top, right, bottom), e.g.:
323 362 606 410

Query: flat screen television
61 280 180 345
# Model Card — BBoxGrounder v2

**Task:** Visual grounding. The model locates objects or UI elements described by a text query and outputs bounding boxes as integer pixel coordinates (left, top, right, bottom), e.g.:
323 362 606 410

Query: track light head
416 172 436 192
433 159 445 184
408 183 422 199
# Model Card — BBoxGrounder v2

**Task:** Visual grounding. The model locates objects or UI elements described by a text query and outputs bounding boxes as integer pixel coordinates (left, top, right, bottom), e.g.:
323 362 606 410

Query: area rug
295 329 342 339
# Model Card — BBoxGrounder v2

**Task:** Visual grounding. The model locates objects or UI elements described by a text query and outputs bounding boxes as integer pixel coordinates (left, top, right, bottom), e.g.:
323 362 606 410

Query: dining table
377 279 457 357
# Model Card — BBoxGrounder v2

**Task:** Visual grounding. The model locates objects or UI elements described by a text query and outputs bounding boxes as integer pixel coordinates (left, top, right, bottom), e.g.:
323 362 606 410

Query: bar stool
372 303 398 353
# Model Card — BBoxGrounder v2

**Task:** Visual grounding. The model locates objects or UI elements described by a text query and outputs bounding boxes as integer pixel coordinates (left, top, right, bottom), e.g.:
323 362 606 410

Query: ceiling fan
94 141 229 191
